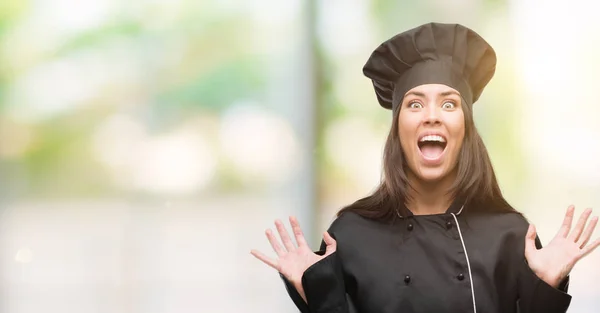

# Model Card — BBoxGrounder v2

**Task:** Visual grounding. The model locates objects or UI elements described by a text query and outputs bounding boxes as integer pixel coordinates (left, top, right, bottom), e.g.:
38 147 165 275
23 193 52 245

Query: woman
250 22 600 313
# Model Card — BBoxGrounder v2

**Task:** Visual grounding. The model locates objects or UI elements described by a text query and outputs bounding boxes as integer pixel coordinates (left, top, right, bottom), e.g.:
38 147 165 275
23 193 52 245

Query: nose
423 105 441 126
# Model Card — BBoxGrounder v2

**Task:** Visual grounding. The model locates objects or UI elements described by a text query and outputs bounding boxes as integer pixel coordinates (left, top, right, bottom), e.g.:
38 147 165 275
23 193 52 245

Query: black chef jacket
281 201 572 313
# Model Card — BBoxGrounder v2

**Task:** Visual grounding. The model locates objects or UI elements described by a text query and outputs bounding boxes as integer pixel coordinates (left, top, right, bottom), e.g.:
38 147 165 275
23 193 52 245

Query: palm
525 206 600 288
277 244 327 283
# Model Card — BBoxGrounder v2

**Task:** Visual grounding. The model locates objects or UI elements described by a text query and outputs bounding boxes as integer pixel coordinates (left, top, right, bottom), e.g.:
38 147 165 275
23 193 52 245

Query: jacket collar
396 196 466 218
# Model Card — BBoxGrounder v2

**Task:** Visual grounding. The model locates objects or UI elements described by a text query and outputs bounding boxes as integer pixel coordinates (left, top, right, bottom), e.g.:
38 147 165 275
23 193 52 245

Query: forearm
518 260 572 313
281 253 349 313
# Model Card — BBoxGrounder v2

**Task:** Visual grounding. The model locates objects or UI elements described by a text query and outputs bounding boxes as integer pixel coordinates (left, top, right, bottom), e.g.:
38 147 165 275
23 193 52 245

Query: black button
404 275 411 284
446 221 453 229
457 273 465 281
407 223 414 231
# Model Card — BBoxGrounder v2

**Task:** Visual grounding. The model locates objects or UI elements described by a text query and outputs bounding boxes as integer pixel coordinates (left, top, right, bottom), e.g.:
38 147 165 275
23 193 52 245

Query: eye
442 101 456 109
408 101 423 109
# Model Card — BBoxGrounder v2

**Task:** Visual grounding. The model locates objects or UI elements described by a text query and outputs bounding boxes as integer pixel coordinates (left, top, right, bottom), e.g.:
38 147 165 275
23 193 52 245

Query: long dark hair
337 98 518 221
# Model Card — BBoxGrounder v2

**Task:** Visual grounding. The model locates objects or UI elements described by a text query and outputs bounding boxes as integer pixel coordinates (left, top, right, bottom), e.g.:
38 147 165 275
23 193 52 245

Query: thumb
323 231 337 255
524 224 537 259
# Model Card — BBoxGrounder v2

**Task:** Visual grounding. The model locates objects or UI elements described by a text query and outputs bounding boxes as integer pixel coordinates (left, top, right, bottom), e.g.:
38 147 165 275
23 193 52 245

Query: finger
323 231 335 244
323 231 337 254
323 231 336 245
250 249 279 270
524 224 537 260
568 208 592 242
577 215 598 248
289 216 308 247
580 237 600 259
557 205 575 238
265 229 285 257
275 219 296 252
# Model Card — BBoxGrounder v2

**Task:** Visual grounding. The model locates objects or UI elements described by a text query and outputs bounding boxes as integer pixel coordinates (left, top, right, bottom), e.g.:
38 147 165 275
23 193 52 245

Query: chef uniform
281 23 572 313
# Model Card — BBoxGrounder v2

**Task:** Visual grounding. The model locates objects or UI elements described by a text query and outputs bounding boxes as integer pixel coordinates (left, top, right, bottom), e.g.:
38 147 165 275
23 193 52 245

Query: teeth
419 135 446 143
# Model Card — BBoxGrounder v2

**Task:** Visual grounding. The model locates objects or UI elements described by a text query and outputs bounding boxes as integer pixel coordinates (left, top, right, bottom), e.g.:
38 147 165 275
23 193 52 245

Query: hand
525 205 600 288
251 216 337 302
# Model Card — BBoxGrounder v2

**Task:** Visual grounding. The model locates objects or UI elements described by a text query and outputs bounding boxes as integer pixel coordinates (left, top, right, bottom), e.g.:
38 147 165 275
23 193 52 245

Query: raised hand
251 216 336 302
525 205 600 288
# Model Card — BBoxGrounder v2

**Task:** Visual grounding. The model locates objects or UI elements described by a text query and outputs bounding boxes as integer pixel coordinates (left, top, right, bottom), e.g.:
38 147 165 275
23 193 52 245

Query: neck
405 170 457 215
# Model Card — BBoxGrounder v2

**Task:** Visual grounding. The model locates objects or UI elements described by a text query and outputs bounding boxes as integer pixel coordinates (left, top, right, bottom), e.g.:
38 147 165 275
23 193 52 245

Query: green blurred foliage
18 109 116 197
0 0 526 202
0 0 28 31
157 56 266 113
0 2 271 198
0 0 30 109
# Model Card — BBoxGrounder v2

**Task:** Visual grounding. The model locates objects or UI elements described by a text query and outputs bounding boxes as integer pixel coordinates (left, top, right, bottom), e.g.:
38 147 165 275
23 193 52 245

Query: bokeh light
0 0 598 312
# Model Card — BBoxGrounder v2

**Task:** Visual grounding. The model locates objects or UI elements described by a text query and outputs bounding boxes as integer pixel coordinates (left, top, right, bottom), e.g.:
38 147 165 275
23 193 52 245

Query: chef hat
362 22 497 111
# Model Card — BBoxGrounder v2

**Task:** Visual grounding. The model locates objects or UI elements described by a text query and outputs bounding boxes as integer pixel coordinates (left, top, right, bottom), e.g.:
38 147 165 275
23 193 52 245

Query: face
397 84 465 183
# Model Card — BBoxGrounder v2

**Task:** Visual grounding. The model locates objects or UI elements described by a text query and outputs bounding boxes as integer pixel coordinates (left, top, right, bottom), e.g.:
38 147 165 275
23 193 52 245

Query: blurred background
0 0 599 312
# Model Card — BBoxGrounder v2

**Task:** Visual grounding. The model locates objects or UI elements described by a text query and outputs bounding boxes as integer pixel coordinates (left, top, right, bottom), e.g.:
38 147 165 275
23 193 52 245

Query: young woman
251 22 600 313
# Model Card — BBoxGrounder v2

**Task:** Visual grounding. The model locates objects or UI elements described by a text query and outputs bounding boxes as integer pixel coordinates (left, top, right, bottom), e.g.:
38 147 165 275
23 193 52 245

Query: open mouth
417 134 447 160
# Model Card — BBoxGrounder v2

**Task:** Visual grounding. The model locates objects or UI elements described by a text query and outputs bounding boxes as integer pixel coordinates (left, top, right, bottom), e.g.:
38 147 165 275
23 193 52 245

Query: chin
413 167 452 183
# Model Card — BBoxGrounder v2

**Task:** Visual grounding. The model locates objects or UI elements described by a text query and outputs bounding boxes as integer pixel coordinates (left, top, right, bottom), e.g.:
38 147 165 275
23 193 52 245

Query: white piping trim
456 204 465 215
451 212 477 313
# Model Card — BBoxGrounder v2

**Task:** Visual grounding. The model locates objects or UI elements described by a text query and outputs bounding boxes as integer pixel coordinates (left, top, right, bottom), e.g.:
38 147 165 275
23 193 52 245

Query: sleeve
517 235 572 313
280 239 350 313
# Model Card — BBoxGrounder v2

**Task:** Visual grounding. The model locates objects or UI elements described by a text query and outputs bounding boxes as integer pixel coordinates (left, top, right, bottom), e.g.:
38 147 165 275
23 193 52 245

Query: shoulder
463 211 538 261
465 211 532 238
325 210 389 240
326 211 366 234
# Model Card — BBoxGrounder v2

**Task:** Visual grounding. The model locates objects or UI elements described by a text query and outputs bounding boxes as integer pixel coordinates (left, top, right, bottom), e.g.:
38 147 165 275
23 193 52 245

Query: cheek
397 130 411 154
450 119 466 152
397 115 417 153
450 113 466 139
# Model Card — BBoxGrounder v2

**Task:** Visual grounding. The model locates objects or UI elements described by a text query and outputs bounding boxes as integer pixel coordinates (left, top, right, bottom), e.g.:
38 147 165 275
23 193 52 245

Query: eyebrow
404 90 461 98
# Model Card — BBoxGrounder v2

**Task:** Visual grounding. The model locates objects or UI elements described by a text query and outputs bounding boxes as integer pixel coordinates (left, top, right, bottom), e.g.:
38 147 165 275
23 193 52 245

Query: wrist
536 271 562 289
292 279 303 289
292 280 307 303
